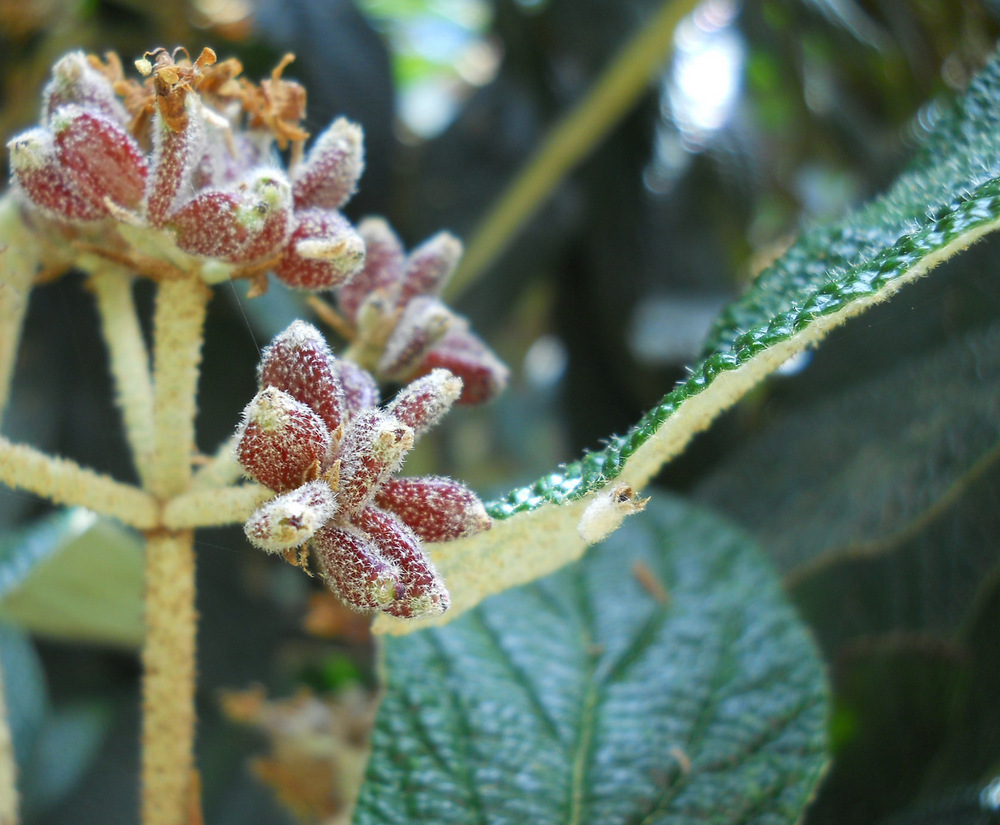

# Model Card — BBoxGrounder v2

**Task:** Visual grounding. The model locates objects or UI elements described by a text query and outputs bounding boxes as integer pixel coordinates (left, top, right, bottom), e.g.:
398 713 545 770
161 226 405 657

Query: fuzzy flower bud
235 387 332 493
292 118 365 211
336 409 414 514
8 128 108 222
337 217 406 321
244 480 338 553
51 105 148 212
374 476 492 542
378 296 455 379
385 368 462 439
312 524 406 613
273 208 365 290
420 326 510 405
355 507 449 618
258 320 347 436
43 52 128 125
397 231 463 307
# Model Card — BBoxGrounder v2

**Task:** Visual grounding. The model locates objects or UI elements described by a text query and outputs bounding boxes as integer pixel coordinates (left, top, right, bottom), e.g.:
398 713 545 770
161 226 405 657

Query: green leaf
355 496 828 824
0 509 144 649
375 46 1000 635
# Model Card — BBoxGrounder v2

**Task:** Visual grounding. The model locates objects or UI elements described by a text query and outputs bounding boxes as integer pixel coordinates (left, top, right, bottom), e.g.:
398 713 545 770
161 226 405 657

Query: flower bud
258 321 346 435
146 99 207 227
170 171 291 263
273 208 365 290
356 507 449 618
375 476 492 543
43 52 128 126
397 231 463 306
333 359 380 417
337 217 405 321
244 480 337 553
292 118 364 210
337 409 414 514
235 387 332 493
420 327 510 405
51 105 148 212
8 128 108 222
386 368 462 439
378 297 454 379
312 524 405 613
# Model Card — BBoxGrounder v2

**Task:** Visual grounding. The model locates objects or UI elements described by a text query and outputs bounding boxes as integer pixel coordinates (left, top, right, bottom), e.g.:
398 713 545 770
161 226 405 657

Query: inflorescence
7 46 509 618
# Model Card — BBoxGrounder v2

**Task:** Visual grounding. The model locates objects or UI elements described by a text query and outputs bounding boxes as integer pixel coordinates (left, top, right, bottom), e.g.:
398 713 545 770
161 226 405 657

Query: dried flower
235 321 493 618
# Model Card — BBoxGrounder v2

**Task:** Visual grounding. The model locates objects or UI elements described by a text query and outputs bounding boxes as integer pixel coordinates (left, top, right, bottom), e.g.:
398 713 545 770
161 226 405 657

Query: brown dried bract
241 53 309 150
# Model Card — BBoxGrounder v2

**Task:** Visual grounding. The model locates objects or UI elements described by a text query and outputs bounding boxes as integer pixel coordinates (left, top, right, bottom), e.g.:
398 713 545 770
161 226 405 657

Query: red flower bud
146 102 206 227
333 359 380 417
355 507 449 618
397 230 462 306
170 171 291 263
292 118 365 210
8 128 108 222
385 368 462 439
244 480 337 553
235 387 332 493
312 524 405 613
420 327 510 405
337 217 405 321
336 409 413 514
43 52 128 126
257 320 346 436
375 476 492 543
51 105 148 212
273 208 365 290
378 297 454 379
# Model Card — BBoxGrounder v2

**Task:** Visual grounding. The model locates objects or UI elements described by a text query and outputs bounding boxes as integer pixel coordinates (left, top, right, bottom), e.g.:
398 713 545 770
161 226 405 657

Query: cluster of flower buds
332 219 510 404
235 321 493 618
7 48 366 291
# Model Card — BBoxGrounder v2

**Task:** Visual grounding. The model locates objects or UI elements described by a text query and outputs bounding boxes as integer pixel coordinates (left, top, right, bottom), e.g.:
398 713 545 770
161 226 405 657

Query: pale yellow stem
89 270 156 486
0 193 40 420
0 437 159 528
141 530 197 825
149 276 211 499
163 483 271 530
190 432 243 491
449 0 700 295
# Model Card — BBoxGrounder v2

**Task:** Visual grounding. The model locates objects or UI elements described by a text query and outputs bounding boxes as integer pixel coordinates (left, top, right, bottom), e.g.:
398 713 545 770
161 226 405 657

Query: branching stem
89 269 157 486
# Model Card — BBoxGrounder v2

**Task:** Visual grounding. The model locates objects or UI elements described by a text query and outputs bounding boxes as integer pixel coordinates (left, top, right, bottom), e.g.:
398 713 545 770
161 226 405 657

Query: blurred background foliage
1 0 1000 822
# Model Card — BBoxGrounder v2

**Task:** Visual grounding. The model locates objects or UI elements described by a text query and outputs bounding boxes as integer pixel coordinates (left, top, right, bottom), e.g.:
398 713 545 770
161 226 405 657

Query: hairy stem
149 276 210 499
0 437 159 528
0 193 40 420
190 432 243 491
449 0 699 295
163 483 270 530
141 529 197 825
90 269 156 487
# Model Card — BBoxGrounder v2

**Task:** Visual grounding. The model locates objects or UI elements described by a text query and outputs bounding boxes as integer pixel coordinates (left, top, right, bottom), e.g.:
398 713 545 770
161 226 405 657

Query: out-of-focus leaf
0 622 47 778
20 701 113 818
376 45 1000 635
356 496 827 824
0 509 143 649
695 320 1000 648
